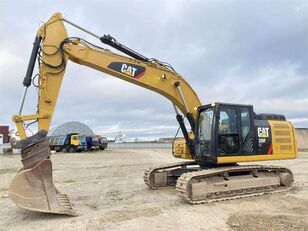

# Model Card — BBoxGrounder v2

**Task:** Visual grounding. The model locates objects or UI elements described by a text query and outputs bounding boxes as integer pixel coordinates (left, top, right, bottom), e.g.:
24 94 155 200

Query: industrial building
0 126 9 144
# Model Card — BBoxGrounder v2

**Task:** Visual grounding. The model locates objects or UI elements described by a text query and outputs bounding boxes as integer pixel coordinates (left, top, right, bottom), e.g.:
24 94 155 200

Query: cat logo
108 62 146 79
121 64 137 77
257 127 269 138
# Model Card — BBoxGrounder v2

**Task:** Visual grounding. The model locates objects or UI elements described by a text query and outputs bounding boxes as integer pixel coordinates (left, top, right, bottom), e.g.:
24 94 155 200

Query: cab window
198 108 214 141
197 107 214 155
218 108 238 134
218 107 239 154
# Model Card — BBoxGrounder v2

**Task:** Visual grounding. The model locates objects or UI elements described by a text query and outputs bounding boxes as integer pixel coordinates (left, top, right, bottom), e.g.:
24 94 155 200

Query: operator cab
195 102 256 165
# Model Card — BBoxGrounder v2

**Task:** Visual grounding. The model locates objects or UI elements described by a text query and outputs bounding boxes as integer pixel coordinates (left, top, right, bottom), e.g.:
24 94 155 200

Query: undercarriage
143 162 294 204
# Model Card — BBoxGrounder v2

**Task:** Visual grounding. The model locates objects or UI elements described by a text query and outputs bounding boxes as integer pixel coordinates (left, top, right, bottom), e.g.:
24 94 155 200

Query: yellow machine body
217 120 297 164
9 12 297 216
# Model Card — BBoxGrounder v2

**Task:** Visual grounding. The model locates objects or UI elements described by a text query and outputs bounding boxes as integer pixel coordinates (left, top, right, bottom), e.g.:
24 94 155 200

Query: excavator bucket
9 130 77 216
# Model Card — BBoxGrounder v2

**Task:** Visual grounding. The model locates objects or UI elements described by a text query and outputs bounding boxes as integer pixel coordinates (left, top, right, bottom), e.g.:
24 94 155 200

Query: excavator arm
9 12 201 216
13 12 201 149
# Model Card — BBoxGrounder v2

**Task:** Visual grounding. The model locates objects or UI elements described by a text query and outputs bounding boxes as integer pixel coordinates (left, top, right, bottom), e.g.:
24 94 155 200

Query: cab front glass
196 107 214 157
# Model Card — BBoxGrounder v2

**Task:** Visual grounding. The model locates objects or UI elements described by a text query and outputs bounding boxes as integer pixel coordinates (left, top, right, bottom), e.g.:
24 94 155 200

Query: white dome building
48 121 95 136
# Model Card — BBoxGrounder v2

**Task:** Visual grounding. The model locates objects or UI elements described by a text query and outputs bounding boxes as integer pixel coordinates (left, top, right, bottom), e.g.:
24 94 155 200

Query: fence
108 142 171 149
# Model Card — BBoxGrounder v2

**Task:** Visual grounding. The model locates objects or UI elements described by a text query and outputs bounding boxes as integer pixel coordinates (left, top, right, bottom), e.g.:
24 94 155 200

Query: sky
0 0 307 140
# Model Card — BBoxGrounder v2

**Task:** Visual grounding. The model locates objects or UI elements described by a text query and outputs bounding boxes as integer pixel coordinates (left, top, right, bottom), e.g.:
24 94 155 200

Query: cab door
216 105 255 157
71 135 80 146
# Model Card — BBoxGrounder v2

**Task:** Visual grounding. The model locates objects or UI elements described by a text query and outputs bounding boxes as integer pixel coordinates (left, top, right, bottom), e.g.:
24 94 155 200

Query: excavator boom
14 13 201 149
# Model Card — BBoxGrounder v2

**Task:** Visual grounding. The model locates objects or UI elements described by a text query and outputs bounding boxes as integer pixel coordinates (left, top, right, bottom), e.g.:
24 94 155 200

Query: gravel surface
0 149 307 231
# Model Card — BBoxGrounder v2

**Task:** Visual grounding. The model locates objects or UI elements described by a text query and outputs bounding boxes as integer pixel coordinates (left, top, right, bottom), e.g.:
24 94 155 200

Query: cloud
0 0 307 140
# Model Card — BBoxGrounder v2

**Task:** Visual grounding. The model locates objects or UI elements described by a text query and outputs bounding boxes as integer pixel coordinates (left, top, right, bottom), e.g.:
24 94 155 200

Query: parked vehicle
47 133 87 153
97 136 108 150
86 136 100 151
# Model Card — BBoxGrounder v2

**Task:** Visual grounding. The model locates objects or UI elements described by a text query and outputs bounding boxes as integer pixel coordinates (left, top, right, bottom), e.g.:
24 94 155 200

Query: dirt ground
0 149 307 231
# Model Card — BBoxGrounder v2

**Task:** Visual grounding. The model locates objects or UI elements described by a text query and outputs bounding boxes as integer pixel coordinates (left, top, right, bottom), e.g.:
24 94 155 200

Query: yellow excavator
9 13 297 216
